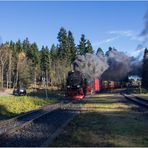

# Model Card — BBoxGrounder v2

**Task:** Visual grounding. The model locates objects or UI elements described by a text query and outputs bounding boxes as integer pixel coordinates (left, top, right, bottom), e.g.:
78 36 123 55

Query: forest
0 27 94 89
0 27 148 90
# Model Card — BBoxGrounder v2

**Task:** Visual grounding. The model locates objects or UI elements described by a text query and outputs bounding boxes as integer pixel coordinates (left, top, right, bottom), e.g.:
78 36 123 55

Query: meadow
0 89 63 120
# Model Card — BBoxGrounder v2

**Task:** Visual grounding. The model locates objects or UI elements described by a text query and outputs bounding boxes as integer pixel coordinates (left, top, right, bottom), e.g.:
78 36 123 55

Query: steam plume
73 49 142 82
102 49 142 81
137 9 148 50
73 53 109 81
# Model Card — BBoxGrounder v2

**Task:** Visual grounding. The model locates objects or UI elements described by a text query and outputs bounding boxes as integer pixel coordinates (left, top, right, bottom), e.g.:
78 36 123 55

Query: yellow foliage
0 96 55 117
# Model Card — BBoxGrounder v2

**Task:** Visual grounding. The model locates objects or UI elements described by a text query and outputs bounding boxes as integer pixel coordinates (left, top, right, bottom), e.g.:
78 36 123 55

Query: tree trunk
1 64 3 88
8 51 12 88
46 69 48 88
6 72 8 89
34 67 37 91
14 62 19 88
45 69 48 99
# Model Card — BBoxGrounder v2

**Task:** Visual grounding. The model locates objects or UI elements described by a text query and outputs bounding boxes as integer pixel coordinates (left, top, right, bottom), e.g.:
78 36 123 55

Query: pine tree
27 42 40 66
96 47 104 56
57 27 69 60
67 31 77 62
50 44 57 61
109 47 112 51
15 39 22 53
28 43 40 88
78 34 93 55
78 34 87 55
142 48 148 88
23 38 30 53
40 46 50 72
86 40 93 54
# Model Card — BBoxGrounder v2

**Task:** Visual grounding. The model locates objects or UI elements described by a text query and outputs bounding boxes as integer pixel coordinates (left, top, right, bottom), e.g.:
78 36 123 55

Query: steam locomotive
66 71 123 100
66 71 100 100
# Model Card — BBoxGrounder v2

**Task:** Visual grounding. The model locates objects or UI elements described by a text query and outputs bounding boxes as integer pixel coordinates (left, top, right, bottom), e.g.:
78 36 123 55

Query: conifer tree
142 48 148 88
96 47 104 56
67 31 77 62
50 44 57 61
78 34 87 55
86 40 93 54
57 27 69 60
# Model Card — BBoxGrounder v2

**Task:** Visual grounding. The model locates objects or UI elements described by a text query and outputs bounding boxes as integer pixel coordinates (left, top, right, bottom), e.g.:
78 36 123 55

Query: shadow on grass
72 99 124 105
99 88 126 94
52 109 148 147
123 87 148 94
0 105 17 120
0 109 75 147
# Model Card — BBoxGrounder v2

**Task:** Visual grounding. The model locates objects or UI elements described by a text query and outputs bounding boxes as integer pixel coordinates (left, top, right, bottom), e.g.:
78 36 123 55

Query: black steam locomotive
66 71 100 100
66 71 87 100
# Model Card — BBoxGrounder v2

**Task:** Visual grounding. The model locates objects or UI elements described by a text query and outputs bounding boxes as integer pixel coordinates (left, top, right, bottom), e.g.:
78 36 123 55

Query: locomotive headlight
77 85 80 88
67 85 70 88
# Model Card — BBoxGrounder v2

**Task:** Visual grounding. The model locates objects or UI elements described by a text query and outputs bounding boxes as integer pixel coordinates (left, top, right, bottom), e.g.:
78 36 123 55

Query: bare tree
0 44 9 88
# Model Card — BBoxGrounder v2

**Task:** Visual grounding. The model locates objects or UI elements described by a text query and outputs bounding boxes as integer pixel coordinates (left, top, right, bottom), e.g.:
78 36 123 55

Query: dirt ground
0 89 13 96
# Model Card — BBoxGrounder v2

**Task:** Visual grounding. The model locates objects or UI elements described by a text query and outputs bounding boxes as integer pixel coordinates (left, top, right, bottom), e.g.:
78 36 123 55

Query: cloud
92 36 119 47
129 47 144 60
108 30 144 42
92 30 144 48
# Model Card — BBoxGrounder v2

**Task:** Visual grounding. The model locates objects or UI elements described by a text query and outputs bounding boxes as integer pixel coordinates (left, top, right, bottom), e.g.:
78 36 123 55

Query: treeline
1 26 148 90
0 27 94 89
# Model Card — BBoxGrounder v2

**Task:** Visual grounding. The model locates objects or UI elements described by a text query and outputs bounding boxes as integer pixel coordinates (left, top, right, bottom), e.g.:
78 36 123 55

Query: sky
0 1 148 57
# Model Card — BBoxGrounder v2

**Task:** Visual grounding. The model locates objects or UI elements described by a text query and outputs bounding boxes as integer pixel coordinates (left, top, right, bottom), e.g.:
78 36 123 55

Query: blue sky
0 1 148 57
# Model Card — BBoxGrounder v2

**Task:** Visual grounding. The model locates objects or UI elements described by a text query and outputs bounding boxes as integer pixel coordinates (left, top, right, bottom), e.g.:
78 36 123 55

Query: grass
137 93 148 97
52 96 148 147
125 87 148 94
0 90 63 120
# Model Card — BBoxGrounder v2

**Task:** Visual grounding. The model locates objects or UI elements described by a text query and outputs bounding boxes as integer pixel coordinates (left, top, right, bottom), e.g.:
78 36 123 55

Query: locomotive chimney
71 62 79 72
71 63 74 72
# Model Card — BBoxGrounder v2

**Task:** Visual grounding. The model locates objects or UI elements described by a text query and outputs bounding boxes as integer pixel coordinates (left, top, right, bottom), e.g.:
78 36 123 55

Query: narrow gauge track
122 94 148 108
0 95 93 147
0 109 77 147
0 100 71 136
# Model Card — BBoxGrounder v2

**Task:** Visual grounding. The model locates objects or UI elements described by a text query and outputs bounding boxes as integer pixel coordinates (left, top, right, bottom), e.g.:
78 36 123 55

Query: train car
101 81 108 90
85 79 100 95
108 81 114 91
101 80 115 91
94 79 100 93
114 81 121 88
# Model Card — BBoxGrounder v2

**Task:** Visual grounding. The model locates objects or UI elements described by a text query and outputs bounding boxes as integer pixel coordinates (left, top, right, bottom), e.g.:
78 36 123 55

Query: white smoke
102 49 142 81
73 49 142 82
137 9 148 50
73 53 109 80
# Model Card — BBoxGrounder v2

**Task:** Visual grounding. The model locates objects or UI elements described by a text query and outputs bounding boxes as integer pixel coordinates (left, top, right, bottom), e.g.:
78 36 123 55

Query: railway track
0 108 78 147
0 98 73 135
122 94 148 108
0 103 60 135
0 93 104 147
0 95 94 147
